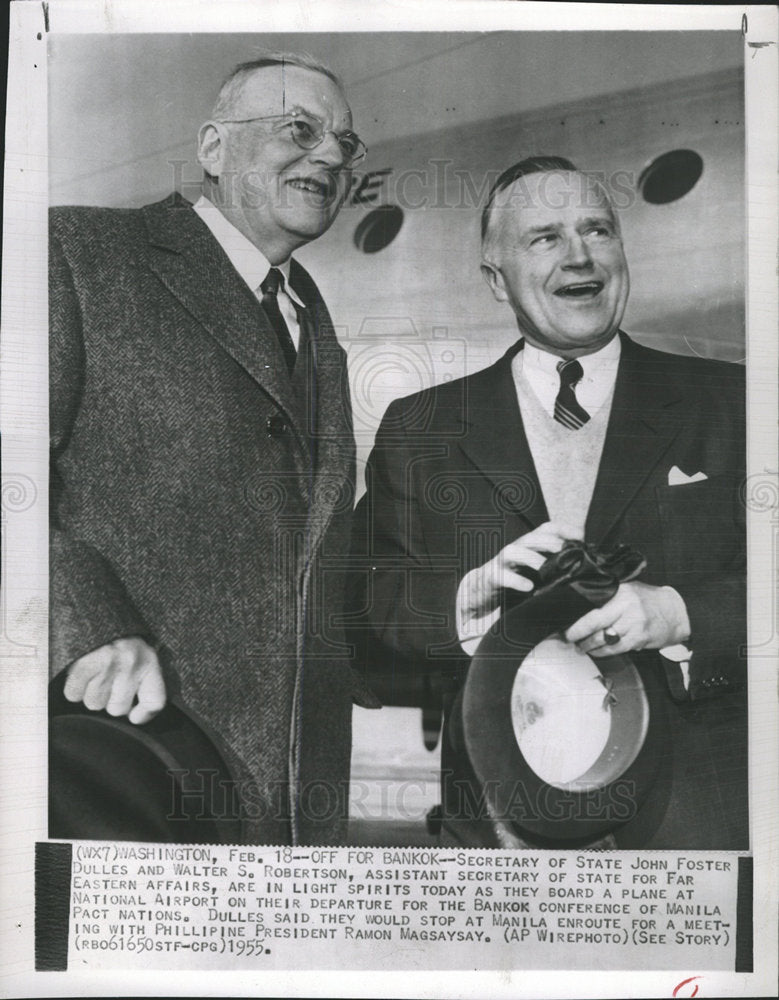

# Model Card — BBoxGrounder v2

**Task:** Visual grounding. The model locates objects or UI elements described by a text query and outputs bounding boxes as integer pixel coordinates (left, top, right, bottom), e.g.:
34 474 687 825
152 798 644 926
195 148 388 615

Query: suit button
267 415 288 437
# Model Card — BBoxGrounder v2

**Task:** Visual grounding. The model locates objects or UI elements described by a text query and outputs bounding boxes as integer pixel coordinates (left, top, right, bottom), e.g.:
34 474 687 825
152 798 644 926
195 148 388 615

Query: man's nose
560 233 593 269
309 130 347 168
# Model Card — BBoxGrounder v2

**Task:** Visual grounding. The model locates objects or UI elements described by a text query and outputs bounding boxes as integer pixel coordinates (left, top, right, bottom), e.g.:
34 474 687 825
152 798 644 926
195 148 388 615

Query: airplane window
639 149 704 204
354 204 404 253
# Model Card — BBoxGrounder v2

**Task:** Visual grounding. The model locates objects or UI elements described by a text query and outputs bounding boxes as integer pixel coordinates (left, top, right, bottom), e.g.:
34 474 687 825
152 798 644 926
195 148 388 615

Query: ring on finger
603 628 620 646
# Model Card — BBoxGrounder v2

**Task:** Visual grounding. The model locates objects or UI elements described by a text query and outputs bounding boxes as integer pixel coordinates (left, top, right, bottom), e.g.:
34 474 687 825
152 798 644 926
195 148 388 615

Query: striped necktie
554 358 590 429
260 267 297 375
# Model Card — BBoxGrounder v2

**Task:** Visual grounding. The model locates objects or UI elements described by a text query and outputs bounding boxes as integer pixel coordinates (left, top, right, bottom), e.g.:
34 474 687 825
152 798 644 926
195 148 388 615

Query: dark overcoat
50 193 375 845
350 334 747 849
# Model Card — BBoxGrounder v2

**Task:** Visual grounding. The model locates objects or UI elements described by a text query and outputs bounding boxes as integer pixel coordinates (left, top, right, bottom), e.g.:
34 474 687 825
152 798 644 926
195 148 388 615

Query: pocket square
667 465 708 486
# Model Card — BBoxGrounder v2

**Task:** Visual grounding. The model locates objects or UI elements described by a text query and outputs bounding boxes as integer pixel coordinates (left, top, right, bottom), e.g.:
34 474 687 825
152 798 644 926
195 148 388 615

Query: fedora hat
462 541 667 843
49 670 244 843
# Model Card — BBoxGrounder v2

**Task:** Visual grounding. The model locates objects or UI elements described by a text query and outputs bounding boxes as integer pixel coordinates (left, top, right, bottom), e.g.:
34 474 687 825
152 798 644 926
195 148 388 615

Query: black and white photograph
2 1 777 996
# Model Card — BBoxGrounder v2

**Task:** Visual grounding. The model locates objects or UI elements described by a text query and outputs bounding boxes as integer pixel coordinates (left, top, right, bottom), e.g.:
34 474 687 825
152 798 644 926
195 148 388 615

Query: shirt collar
192 195 306 308
513 333 622 419
522 334 621 380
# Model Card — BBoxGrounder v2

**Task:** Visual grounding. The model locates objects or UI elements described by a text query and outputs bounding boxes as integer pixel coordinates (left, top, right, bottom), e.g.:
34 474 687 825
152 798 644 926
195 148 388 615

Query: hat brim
49 672 243 843
462 605 666 842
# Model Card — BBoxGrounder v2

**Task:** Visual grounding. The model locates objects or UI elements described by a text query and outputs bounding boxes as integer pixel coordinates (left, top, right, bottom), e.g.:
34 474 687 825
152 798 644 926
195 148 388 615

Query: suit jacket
350 333 747 849
50 193 375 845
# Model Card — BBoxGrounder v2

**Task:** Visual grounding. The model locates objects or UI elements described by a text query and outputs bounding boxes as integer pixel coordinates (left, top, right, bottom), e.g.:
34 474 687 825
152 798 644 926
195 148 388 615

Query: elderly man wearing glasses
49 52 376 845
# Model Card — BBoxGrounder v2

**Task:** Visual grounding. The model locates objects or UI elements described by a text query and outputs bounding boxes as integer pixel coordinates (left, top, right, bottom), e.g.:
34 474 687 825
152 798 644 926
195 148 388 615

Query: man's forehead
495 170 614 225
236 65 351 124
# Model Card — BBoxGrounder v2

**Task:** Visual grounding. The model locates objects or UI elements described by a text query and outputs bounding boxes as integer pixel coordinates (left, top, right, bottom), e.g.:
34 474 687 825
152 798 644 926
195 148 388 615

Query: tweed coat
50 193 376 845
350 334 748 849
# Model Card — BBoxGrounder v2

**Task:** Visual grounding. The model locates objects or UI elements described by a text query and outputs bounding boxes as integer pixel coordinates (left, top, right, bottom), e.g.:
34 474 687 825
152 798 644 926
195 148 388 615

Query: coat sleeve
674 572 746 701
661 366 747 702
49 221 153 676
665 544 746 703
348 399 469 680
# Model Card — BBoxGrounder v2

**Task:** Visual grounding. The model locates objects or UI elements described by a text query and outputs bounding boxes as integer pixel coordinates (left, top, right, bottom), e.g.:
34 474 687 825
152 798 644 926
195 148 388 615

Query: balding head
211 51 344 120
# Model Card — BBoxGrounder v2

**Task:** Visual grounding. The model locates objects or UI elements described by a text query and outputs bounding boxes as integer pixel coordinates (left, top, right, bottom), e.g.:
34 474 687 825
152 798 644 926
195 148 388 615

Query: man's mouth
286 176 334 199
554 281 604 299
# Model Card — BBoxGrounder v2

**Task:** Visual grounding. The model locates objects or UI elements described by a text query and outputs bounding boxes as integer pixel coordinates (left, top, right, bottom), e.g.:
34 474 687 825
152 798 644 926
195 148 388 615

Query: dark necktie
260 267 297 375
554 358 590 429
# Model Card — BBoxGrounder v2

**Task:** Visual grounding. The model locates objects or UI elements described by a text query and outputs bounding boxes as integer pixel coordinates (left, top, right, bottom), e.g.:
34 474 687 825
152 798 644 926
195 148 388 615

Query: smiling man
350 155 747 849
49 52 377 845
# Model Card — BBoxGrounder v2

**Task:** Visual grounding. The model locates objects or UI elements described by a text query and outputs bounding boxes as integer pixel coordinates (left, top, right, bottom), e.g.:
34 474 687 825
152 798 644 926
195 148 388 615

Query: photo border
2 2 776 997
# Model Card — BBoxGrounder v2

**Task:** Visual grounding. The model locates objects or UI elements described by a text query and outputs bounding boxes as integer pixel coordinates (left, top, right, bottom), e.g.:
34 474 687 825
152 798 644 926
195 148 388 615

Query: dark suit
350 333 747 849
50 193 375 845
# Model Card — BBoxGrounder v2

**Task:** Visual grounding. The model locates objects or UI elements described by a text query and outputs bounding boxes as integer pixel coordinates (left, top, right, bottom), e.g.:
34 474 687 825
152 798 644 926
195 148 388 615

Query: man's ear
197 121 226 178
480 261 509 303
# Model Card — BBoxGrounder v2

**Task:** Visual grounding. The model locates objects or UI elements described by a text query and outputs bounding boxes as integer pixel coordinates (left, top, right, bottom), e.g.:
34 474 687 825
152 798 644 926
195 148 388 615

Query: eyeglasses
218 109 367 167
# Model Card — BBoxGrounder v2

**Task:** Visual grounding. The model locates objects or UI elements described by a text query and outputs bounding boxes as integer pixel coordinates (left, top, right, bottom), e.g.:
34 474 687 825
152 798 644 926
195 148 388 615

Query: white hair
212 51 344 119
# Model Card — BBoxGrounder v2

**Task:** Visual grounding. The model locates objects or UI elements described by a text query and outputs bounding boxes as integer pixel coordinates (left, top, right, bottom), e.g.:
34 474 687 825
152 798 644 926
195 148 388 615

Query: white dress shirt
192 195 305 350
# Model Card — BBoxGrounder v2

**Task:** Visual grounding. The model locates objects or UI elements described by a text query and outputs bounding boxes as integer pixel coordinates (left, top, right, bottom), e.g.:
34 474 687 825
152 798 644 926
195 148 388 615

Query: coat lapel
141 195 309 457
289 260 356 555
586 333 685 546
458 342 549 530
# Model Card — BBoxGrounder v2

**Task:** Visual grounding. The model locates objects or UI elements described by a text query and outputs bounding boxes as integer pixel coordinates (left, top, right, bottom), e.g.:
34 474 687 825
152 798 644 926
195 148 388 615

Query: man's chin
522 324 619 356
283 212 339 241
558 327 620 355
